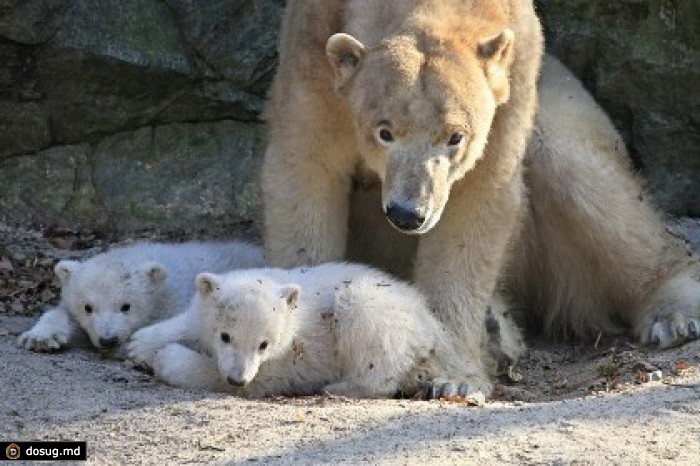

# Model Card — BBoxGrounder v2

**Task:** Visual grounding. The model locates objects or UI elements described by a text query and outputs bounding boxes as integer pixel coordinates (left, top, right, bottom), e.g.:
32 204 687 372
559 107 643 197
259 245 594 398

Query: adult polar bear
262 0 700 392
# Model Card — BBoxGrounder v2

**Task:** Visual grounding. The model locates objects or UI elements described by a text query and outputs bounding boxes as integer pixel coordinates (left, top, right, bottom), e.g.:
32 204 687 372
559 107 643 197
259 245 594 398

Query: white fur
510 55 700 348
18 241 264 354
132 263 490 398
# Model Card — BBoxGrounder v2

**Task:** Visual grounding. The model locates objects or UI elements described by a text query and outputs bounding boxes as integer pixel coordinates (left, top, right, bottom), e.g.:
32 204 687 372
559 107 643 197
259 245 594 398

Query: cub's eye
378 128 394 144
259 341 269 351
120 303 131 313
84 304 93 314
220 332 231 344
448 132 464 146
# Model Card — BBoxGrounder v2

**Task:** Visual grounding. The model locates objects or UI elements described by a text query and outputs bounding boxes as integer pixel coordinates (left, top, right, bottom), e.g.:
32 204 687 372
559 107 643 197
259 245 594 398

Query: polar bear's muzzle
381 149 451 235
226 375 247 387
385 203 426 232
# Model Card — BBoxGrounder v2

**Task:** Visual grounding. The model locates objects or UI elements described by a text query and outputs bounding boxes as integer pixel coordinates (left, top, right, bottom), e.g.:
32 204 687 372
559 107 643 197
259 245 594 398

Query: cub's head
194 272 300 387
326 23 514 234
56 258 167 351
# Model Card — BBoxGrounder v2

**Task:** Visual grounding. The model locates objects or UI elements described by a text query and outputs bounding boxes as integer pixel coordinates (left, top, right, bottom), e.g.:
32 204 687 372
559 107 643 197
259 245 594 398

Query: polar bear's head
194 272 300 387
56 258 167 351
326 24 514 234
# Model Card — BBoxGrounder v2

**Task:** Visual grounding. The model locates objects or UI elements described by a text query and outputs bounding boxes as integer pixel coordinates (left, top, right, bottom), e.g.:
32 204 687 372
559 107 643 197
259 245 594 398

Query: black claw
420 380 474 400
458 383 471 397
441 383 458 398
689 321 699 338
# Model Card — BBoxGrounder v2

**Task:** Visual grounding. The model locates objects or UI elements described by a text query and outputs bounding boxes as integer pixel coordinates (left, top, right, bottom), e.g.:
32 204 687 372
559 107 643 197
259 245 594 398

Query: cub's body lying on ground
128 263 504 399
18 241 264 355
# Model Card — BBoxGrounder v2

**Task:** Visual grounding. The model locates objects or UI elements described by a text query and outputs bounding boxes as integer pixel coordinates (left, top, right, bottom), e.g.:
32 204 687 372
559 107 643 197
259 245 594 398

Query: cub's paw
642 311 700 349
126 327 162 368
322 382 388 399
18 325 69 352
419 378 488 405
152 344 188 384
322 382 354 397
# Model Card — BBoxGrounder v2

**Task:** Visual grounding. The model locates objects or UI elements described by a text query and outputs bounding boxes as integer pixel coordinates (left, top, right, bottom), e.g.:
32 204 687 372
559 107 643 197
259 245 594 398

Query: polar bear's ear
141 262 167 284
280 284 301 308
55 260 80 284
326 33 366 89
196 273 220 296
478 28 515 105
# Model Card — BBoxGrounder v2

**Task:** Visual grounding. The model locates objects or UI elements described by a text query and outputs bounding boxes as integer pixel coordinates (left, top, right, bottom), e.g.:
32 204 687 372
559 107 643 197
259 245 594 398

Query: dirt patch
2 221 700 464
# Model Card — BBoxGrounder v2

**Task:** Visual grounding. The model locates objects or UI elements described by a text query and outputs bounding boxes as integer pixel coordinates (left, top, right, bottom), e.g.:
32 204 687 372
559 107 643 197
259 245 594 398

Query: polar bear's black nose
386 204 425 232
98 336 120 348
226 376 246 387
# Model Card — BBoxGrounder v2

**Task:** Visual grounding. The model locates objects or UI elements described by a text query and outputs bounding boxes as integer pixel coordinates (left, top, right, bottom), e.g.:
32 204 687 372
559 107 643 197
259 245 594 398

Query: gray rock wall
0 0 281 230
0 0 697 231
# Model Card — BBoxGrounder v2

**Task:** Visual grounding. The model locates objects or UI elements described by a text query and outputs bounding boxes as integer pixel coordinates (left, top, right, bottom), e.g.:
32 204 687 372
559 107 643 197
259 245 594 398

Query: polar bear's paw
152 344 191 385
641 311 700 349
419 378 488 405
638 270 700 349
18 322 70 352
126 326 163 368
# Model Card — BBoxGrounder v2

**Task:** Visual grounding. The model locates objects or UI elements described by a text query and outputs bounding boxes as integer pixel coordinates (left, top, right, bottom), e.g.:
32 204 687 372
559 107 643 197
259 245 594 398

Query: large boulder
0 0 282 230
0 0 696 231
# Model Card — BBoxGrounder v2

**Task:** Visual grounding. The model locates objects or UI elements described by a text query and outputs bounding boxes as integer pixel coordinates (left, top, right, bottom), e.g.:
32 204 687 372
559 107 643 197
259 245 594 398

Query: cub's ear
141 262 167 284
478 28 515 105
326 33 366 90
196 273 220 296
55 260 80 284
280 284 301 308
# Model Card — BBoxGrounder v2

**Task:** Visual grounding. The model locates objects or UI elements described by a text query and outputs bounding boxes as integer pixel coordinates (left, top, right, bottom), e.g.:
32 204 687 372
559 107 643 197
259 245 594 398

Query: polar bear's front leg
127 311 197 368
18 307 83 352
153 343 228 392
261 94 357 267
413 179 524 397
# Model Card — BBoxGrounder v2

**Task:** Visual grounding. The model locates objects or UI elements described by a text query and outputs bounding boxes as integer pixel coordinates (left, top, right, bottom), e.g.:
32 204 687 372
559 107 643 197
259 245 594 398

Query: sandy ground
1 220 700 464
1 316 699 465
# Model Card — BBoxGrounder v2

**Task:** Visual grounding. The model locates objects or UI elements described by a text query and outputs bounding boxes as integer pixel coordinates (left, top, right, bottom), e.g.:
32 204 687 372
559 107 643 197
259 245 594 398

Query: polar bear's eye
448 132 464 146
84 304 93 314
120 303 131 313
377 128 394 144
220 332 231 344
259 341 269 351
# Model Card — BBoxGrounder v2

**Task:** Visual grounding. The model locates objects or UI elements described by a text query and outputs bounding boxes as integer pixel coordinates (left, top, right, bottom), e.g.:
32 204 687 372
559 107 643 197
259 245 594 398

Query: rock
0 0 68 44
669 217 700 252
164 0 284 95
536 0 700 216
632 361 659 373
0 1 696 230
0 144 87 224
0 101 51 158
0 0 278 230
0 120 264 230
92 120 266 230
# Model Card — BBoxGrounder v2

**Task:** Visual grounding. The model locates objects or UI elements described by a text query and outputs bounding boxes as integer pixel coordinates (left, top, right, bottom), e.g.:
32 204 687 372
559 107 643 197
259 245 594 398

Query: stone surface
0 0 697 229
0 120 265 230
92 120 265 230
536 0 700 216
0 0 281 230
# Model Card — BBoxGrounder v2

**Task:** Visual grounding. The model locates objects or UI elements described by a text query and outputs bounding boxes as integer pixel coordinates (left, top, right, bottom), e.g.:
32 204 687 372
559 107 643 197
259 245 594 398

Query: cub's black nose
226 376 246 387
98 336 120 349
386 204 425 232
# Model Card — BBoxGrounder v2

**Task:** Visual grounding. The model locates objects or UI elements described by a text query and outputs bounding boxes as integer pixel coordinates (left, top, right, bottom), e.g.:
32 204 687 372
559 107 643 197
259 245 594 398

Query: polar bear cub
128 263 491 399
18 241 263 354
